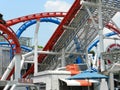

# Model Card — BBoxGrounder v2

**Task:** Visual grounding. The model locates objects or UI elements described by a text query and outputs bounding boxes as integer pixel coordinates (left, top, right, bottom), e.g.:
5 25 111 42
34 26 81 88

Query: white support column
34 19 40 74
61 48 65 67
109 73 114 90
95 46 99 69
98 0 105 72
14 54 21 81
98 1 109 90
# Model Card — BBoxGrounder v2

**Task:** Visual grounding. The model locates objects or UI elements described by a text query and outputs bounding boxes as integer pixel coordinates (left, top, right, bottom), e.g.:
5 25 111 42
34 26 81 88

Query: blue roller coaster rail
0 18 117 63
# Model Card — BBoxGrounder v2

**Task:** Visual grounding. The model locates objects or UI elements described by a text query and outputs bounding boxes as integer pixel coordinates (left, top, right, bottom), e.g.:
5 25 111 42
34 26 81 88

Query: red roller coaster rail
6 12 67 26
4 0 120 79
5 12 67 80
22 0 81 78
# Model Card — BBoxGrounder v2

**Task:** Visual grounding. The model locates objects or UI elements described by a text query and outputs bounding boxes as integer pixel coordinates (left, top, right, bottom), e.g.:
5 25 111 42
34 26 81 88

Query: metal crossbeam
39 0 120 71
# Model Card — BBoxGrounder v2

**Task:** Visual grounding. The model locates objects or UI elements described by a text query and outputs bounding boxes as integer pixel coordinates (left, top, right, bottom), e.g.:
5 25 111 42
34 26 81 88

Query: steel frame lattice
38 0 120 71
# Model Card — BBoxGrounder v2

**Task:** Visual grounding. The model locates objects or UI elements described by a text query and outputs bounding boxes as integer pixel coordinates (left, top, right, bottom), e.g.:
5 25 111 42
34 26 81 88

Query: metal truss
38 0 120 71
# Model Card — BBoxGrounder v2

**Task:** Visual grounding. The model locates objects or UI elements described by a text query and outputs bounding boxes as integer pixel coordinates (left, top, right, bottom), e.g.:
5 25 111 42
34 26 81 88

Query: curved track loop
16 18 61 38
6 14 65 79
88 23 120 51
0 24 21 53
22 0 120 78
4 0 120 78
22 0 81 78
6 12 66 26
0 18 61 52
88 32 117 52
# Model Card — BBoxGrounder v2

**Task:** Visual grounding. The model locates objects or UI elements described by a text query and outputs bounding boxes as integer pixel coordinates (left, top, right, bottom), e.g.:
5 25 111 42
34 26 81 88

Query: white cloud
44 0 71 12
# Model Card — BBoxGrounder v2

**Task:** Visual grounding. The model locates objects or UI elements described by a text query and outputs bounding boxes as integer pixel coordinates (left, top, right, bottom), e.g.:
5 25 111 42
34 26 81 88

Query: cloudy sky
0 0 74 19
0 0 119 48
0 0 74 46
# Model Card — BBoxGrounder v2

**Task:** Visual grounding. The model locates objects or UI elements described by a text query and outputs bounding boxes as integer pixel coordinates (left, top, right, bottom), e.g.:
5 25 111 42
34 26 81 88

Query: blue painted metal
88 32 117 52
16 18 61 51
0 18 117 63
16 18 60 38
67 69 108 80
0 18 61 53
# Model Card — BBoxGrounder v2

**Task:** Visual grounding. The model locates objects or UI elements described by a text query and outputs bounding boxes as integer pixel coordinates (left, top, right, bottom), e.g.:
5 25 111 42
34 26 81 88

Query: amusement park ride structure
0 0 120 90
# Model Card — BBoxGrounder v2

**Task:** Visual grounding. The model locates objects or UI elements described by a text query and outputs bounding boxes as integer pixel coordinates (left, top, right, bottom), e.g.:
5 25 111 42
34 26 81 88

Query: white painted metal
1 2 120 90
1 57 15 80
34 19 40 74
61 48 65 67
55 67 66 71
33 70 71 90
59 78 99 86
14 54 21 80
1 54 21 80
24 61 34 63
109 73 114 90
10 84 17 90
3 84 11 90
98 0 105 72
104 37 120 40
63 25 76 30
20 50 83 72
59 78 81 86
98 1 109 90
37 51 60 55
22 51 34 58
100 79 109 90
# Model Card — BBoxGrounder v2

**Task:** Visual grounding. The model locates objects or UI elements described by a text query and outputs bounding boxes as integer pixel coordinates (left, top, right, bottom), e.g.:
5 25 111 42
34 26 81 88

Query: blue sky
0 0 120 48
0 0 74 46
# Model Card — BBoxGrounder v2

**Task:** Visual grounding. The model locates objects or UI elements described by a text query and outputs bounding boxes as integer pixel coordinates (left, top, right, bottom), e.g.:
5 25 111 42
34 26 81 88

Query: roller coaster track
106 23 120 34
88 32 117 52
0 0 80 79
22 0 120 78
3 0 120 79
36 0 120 71
22 0 81 78
16 17 61 38
0 17 61 53
6 12 66 26
3 12 66 80
0 24 21 53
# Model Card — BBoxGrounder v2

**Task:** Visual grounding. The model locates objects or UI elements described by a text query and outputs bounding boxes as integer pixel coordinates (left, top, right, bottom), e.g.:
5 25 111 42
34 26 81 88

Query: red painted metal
5 0 120 79
0 24 21 53
6 12 67 26
106 23 120 34
6 68 14 80
0 24 21 80
22 64 34 78
5 12 67 80
6 12 67 79
22 0 81 78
